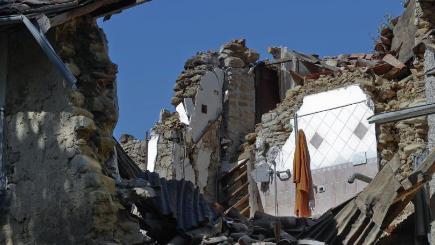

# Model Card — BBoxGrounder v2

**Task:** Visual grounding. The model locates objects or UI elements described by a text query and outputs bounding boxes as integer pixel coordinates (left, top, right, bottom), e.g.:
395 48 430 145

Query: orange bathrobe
293 130 314 217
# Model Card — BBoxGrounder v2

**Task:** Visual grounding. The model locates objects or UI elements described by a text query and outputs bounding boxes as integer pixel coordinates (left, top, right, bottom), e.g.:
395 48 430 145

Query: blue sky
99 0 404 140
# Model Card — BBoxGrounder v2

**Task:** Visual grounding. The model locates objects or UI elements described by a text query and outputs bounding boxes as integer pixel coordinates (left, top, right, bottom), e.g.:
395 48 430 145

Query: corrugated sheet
141 171 218 231
115 140 218 232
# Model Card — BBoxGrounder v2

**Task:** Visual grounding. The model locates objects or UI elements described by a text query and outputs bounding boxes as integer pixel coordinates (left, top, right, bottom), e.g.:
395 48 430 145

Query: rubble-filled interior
2 0 435 244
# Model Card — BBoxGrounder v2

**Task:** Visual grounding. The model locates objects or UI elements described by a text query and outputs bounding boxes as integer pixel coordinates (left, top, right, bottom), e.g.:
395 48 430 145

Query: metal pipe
21 15 77 87
367 102 435 125
0 15 24 25
297 100 367 119
348 173 373 184
274 160 278 216
294 113 298 143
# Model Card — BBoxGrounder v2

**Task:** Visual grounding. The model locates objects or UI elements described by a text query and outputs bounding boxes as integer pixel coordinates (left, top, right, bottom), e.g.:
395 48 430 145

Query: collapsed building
121 0 435 243
1 0 435 244
138 0 423 210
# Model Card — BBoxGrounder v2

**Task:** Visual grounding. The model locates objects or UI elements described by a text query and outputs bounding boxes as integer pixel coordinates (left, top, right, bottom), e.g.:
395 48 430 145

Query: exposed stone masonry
1 16 145 244
221 39 258 162
171 52 219 106
152 112 183 180
119 134 147 171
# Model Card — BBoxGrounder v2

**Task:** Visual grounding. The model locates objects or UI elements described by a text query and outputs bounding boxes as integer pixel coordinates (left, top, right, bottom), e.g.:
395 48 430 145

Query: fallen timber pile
115 139 435 244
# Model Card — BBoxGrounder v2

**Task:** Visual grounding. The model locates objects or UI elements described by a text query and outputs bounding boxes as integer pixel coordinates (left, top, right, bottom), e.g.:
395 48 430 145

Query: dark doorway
255 63 280 123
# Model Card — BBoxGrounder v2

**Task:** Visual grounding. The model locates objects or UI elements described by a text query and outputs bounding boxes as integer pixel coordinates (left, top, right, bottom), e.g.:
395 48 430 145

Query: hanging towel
293 130 314 217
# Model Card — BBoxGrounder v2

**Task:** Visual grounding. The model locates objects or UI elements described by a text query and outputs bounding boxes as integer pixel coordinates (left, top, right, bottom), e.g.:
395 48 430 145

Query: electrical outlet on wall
318 185 326 193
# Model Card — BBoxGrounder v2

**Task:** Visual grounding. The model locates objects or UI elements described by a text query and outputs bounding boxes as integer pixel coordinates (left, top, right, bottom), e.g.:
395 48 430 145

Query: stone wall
119 134 147 171
221 40 257 163
152 112 183 179
0 17 142 244
171 52 220 107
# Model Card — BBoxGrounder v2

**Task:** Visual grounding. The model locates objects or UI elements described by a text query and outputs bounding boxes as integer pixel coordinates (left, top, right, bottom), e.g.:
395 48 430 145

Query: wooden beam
229 194 249 211
222 170 247 192
50 0 119 27
224 182 249 203
220 159 248 179
367 103 435 124
240 206 250 217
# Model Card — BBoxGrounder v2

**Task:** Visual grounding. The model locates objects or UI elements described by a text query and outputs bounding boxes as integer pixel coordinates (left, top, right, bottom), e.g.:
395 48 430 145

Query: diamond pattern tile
354 122 368 140
310 132 324 149
282 100 377 171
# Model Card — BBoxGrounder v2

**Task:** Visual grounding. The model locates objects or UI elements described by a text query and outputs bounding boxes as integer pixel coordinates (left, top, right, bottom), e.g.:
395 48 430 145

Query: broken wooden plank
300 150 435 244
289 70 304 85
50 0 119 27
229 194 249 211
371 62 393 75
349 53 367 60
240 206 250 217
382 54 406 69
222 170 247 192
226 182 249 197
220 160 248 179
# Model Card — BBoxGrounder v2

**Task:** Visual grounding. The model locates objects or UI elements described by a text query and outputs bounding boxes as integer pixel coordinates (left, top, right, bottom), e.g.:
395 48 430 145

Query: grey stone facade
119 134 147 171
0 18 143 244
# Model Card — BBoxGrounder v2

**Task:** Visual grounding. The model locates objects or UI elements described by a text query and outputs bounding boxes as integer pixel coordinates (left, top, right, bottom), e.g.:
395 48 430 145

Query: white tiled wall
276 85 377 171
261 85 379 216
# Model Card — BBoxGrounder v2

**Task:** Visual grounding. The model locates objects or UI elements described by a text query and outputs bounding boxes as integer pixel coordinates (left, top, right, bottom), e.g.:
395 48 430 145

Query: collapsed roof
0 0 151 26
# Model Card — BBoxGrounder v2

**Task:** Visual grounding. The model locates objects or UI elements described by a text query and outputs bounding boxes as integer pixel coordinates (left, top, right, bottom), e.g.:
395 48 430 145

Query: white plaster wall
188 68 224 143
184 98 194 118
196 148 211 193
147 133 159 172
176 103 190 125
172 141 183 176
184 159 196 184
175 158 196 184
173 141 196 184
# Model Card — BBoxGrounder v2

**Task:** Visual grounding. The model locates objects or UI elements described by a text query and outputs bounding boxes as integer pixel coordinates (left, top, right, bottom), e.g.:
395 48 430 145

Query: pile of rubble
115 136 435 244
220 39 260 68
172 39 259 107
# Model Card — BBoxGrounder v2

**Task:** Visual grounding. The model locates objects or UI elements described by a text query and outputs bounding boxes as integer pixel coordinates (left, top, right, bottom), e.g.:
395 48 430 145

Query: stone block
224 57 245 68
70 154 102 174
